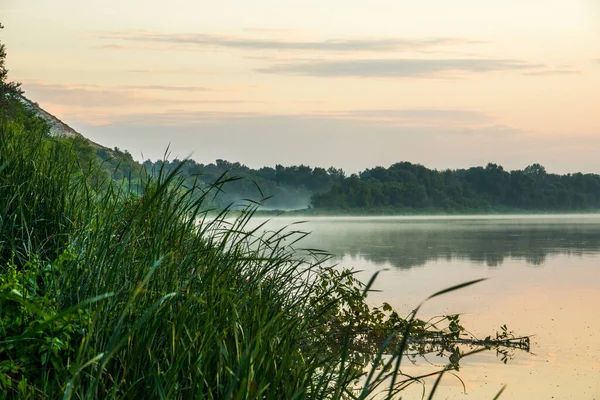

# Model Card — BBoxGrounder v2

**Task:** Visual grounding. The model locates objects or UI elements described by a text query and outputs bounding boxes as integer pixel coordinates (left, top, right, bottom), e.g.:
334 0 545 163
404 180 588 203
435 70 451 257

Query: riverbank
1 111 515 398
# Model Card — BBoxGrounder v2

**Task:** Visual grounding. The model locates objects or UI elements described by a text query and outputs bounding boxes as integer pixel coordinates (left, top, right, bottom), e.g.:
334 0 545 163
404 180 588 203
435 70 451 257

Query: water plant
0 112 529 399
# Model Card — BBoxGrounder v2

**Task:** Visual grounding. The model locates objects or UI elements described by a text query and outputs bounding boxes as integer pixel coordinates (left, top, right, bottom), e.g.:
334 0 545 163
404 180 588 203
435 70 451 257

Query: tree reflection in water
293 218 600 269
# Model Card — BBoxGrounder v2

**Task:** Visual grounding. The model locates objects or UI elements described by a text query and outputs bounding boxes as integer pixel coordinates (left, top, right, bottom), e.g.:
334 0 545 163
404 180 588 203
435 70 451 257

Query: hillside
19 95 115 154
19 96 84 139
17 98 344 209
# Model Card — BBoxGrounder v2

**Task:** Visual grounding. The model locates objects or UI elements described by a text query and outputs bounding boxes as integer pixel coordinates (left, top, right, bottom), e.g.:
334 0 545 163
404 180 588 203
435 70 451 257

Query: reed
0 119 518 399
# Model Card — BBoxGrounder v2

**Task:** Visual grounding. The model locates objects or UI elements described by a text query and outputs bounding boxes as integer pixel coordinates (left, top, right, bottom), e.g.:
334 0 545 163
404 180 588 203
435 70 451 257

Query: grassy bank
1 119 349 398
0 114 526 399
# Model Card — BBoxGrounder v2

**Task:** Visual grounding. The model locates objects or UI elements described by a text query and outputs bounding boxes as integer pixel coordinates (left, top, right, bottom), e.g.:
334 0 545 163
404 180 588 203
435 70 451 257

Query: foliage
0 253 88 397
126 159 600 214
0 118 83 267
0 30 527 399
312 162 600 212
96 146 144 184
0 23 23 122
0 114 530 399
142 159 345 210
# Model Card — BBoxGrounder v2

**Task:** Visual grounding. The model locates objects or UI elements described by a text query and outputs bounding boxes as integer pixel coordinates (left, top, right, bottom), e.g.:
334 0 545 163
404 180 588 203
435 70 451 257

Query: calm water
252 215 600 399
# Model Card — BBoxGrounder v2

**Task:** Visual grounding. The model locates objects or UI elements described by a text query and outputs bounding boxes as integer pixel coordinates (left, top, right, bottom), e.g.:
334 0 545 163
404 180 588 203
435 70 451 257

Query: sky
2 0 600 173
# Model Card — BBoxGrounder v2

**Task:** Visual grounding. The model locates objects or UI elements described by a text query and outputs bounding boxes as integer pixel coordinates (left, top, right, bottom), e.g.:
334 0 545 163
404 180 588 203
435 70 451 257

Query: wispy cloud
23 82 144 107
94 44 163 51
122 85 211 92
523 69 580 76
97 31 477 53
341 109 493 125
77 110 524 172
53 82 214 92
83 108 501 131
257 58 542 78
126 67 217 75
76 110 600 175
21 82 261 108
242 27 297 35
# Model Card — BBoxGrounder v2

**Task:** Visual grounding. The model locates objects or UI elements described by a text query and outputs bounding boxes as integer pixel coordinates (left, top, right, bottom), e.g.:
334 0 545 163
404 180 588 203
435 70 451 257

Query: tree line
140 158 346 209
4 18 599 214
103 156 600 212
312 162 600 212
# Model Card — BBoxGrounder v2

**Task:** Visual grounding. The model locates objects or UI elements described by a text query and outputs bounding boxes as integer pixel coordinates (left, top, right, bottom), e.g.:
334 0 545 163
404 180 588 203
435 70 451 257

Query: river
251 214 600 399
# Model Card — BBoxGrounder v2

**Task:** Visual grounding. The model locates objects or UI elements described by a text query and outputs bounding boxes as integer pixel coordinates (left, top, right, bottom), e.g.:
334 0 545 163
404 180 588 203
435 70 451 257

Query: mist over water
290 216 600 268
250 214 600 399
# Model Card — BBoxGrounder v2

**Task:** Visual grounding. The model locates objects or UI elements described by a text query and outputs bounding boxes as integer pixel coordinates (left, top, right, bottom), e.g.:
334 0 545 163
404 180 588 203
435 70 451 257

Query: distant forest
95 149 600 212
312 162 600 212
139 158 346 210
93 151 345 210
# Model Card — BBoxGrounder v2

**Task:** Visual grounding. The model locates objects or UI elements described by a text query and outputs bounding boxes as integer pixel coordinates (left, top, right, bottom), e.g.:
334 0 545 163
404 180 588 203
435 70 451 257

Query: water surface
252 215 600 399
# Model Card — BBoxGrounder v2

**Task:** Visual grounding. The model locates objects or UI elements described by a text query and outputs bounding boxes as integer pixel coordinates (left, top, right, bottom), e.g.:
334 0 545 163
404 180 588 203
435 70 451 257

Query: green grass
0 116 517 399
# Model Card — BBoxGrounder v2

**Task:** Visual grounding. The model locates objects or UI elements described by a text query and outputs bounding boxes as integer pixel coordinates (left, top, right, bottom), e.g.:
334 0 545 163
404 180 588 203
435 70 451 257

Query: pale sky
2 0 600 173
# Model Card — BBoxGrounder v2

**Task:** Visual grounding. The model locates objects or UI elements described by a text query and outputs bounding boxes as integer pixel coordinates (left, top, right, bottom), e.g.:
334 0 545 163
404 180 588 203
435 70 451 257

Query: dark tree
0 23 24 120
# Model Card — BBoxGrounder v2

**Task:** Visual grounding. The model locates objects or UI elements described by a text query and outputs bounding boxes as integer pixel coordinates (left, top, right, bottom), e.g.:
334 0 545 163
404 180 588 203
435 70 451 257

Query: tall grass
0 119 498 399
0 121 83 267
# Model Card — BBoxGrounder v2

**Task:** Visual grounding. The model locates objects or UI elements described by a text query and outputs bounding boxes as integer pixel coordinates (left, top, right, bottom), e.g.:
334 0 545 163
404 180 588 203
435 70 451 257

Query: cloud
257 58 542 78
20 82 261 109
22 82 143 107
126 67 216 75
48 82 213 92
242 28 297 35
75 110 528 173
342 109 492 124
75 109 600 176
122 85 211 92
93 44 163 51
76 114 600 178
79 108 503 132
98 31 476 53
523 69 580 76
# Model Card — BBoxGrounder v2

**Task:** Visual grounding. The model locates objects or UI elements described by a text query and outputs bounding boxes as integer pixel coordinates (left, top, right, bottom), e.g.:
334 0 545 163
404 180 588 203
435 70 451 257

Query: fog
248 214 600 269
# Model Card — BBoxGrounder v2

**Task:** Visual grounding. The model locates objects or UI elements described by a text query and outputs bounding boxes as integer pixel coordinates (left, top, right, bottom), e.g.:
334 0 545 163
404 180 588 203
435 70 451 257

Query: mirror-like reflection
249 215 600 399
257 216 600 268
